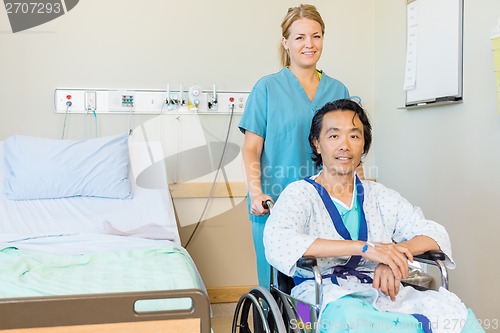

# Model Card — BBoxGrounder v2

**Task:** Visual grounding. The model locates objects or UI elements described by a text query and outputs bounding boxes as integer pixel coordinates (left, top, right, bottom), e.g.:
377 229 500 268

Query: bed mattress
0 234 203 311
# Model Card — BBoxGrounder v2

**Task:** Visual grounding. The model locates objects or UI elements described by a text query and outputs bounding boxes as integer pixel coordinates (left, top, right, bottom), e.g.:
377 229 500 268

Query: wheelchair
232 251 448 333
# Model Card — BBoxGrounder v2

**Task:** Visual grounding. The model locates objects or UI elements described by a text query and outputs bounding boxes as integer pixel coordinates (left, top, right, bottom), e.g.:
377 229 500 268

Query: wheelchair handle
262 199 274 210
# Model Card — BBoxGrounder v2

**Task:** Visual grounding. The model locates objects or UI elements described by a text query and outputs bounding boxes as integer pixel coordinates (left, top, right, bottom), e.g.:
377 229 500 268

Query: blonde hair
280 4 325 67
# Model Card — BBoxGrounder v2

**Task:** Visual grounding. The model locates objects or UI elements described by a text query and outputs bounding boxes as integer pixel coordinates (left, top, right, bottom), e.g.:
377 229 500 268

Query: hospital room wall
374 0 500 325
4 0 496 321
0 0 375 294
4 0 500 319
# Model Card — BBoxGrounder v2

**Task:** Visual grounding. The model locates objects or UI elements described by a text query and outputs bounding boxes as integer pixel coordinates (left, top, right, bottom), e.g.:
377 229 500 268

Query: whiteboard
404 0 463 107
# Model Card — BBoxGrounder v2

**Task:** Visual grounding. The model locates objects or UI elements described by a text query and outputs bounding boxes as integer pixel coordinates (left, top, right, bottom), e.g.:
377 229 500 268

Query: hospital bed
0 133 211 333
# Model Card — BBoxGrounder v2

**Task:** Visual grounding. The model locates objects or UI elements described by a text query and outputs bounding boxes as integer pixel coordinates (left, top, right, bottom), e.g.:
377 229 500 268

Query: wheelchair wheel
232 286 287 333
273 291 303 333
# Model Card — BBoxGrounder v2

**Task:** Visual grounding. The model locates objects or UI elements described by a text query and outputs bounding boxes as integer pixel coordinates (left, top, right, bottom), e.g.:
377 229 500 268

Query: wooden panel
1 319 200 333
169 182 247 199
169 180 375 199
207 285 255 304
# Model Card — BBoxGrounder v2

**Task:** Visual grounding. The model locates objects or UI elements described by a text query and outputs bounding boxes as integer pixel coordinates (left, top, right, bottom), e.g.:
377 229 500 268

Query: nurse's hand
373 263 401 301
250 193 273 216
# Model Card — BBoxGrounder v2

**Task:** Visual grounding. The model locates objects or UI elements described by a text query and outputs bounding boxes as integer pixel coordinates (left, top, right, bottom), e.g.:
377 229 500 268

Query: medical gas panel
54 87 248 114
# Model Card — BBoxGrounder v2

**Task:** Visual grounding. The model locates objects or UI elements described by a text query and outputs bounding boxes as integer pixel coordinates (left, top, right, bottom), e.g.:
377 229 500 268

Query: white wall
374 0 500 325
0 0 376 144
0 0 374 158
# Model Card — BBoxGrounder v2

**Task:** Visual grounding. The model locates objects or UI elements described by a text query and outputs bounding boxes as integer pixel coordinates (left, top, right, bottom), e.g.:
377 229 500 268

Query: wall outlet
85 91 96 111
54 89 85 112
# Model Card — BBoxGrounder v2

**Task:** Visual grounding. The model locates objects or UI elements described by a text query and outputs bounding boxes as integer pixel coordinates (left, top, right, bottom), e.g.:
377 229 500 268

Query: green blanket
0 244 202 311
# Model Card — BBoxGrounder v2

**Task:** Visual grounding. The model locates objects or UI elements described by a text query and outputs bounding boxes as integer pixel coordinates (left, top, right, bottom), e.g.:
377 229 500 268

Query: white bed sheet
0 140 181 245
0 233 176 254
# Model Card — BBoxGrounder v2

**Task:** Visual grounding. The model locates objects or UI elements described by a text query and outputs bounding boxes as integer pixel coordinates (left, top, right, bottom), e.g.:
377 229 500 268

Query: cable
60 101 72 139
84 108 89 139
174 115 181 184
184 103 235 248
128 104 134 135
93 109 98 137
83 107 98 138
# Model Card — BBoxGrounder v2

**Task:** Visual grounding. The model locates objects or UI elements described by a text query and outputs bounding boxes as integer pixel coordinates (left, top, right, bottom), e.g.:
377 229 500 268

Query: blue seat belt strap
302 175 368 269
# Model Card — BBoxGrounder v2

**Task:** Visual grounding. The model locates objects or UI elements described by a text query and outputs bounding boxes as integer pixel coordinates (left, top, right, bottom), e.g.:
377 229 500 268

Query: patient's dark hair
309 99 372 169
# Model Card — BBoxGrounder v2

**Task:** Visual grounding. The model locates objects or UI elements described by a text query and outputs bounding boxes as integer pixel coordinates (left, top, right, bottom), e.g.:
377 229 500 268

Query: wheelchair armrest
297 256 317 269
413 250 449 290
296 256 322 305
414 250 446 262
299 251 445 267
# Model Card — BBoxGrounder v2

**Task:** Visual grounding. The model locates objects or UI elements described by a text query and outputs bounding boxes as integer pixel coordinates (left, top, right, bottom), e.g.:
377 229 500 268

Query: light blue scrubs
332 194 360 241
238 67 350 288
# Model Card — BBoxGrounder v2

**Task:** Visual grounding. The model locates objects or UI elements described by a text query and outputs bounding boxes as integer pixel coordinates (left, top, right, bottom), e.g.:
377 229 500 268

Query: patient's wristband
361 242 374 253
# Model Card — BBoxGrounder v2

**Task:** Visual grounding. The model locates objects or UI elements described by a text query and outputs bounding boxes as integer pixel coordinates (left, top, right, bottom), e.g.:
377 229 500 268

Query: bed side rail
0 289 210 333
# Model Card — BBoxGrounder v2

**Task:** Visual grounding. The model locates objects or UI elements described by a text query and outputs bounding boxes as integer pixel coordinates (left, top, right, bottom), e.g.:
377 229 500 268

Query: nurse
238 4 350 288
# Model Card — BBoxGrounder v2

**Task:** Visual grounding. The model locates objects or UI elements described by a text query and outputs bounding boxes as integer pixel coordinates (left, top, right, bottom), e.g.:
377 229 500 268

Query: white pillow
3 134 132 200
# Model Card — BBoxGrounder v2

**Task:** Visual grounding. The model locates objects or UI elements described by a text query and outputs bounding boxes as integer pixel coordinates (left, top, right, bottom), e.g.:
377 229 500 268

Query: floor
211 302 237 333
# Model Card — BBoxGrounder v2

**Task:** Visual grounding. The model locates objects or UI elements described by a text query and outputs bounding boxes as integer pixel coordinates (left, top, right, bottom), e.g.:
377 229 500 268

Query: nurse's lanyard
299 175 372 284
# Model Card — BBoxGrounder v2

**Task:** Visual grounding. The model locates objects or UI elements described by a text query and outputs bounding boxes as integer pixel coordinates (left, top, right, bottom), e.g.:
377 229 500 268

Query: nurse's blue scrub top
239 67 350 223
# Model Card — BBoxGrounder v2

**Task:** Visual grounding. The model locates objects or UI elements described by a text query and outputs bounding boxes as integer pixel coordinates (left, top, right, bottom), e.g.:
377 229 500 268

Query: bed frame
0 289 210 333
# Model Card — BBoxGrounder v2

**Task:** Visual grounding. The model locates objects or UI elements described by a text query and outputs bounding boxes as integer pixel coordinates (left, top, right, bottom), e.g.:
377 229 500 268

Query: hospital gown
264 177 483 333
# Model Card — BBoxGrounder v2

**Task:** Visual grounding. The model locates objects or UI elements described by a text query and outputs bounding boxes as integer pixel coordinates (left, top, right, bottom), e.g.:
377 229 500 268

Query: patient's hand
361 242 413 280
373 263 401 301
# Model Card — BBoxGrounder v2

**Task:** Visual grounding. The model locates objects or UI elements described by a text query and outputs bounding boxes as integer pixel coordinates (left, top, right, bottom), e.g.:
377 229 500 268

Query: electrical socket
217 92 247 113
85 91 96 111
54 89 85 112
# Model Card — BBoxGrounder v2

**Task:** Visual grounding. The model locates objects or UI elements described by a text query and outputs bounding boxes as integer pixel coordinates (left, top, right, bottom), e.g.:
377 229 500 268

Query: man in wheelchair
263 99 484 332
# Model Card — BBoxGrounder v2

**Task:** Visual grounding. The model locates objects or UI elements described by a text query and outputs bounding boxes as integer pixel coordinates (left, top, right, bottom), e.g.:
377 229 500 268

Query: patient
263 99 484 333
